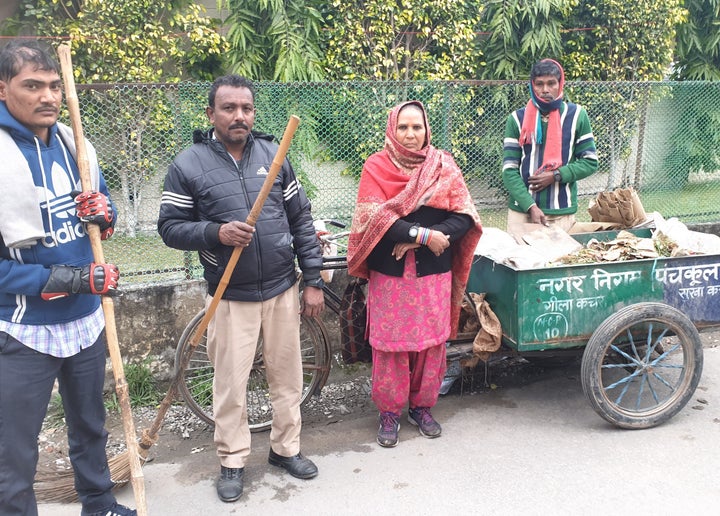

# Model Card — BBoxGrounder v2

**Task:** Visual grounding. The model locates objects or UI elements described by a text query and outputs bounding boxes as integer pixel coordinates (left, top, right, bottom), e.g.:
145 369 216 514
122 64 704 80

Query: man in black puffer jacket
158 75 324 503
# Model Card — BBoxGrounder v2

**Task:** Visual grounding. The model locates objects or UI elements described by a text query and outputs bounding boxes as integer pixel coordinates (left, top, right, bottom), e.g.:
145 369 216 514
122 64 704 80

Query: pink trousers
371 343 447 415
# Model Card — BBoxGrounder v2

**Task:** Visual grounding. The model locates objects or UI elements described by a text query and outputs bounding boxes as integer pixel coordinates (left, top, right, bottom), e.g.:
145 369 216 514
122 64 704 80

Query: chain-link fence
67 80 720 285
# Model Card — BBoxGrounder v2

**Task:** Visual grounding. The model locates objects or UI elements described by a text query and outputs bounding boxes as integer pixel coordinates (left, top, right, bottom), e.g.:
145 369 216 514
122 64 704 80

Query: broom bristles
34 448 147 503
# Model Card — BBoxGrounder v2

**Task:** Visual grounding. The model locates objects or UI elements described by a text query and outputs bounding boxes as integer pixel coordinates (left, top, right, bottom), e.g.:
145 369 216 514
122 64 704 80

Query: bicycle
174 220 477 432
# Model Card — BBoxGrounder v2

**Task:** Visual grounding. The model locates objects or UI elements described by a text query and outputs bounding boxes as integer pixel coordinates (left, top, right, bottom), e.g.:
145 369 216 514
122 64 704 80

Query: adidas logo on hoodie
37 160 85 247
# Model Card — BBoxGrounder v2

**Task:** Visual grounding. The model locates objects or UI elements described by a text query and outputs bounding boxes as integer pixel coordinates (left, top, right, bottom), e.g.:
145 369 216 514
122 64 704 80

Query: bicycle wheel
175 310 214 426
175 309 331 432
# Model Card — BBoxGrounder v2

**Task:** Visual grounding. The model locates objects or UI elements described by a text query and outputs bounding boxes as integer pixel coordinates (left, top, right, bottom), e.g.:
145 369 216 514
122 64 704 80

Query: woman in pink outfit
347 101 482 447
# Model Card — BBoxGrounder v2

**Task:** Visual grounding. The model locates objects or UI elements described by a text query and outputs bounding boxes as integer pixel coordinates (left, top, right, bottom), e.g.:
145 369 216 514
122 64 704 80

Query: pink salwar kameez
347 100 483 442
368 252 450 413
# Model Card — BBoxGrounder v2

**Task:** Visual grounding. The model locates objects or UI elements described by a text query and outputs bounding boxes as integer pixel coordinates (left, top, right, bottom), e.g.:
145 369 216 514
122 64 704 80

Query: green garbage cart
467 230 720 429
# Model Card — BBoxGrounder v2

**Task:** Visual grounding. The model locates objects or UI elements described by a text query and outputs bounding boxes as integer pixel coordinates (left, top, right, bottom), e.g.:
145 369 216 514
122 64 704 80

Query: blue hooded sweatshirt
0 101 114 325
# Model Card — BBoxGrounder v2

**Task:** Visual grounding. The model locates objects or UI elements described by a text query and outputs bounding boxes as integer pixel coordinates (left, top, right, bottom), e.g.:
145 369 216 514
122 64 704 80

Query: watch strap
304 277 325 289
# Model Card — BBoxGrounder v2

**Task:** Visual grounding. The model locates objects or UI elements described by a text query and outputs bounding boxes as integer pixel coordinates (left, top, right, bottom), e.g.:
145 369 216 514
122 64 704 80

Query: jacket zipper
227 140 266 300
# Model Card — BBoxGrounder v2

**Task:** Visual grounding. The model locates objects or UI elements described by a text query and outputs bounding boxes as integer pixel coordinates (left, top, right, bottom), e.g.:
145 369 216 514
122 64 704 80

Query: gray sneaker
377 411 400 447
408 407 442 438
81 503 137 516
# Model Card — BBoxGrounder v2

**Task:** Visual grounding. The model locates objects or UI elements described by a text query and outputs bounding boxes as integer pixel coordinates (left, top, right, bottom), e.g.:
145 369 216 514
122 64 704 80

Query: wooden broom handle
57 43 147 516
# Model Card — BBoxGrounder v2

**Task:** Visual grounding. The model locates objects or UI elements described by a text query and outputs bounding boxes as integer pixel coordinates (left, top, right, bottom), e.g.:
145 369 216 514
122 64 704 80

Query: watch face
409 227 418 238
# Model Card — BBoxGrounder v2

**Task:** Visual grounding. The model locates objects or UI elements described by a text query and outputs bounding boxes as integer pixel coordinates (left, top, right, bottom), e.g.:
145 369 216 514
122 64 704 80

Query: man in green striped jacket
502 59 598 237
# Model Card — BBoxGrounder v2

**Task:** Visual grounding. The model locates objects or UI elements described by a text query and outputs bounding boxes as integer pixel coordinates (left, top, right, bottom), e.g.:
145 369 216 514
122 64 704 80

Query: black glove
41 263 120 301
74 190 115 240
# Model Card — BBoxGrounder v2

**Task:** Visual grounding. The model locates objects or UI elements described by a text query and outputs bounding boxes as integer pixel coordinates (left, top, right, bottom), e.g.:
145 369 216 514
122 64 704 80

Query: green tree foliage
6 0 227 82
218 0 325 81
2 0 229 236
563 0 685 81
479 0 573 80
673 0 720 81
561 0 686 187
322 0 481 81
663 1 720 185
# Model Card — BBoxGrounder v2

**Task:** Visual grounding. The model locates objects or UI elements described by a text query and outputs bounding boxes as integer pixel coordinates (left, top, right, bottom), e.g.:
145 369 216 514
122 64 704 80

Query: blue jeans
0 331 115 516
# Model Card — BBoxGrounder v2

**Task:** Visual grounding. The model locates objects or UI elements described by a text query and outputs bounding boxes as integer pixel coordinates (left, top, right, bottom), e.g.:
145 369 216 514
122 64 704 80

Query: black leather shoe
268 449 318 479
217 466 244 502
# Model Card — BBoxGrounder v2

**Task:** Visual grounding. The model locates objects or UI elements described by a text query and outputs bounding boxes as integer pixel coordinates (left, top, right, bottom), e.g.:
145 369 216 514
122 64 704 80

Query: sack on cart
588 187 648 228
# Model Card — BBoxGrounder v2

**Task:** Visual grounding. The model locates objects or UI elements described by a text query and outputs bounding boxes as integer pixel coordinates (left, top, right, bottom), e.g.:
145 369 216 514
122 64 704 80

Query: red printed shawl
347 101 483 338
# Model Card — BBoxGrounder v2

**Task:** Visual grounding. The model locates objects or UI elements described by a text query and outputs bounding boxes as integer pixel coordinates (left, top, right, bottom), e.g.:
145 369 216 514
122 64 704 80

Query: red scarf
348 101 483 337
519 59 565 170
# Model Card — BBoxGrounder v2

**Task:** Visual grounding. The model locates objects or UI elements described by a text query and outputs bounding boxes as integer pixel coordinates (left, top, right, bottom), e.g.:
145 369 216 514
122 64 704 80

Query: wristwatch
553 170 562 182
408 225 419 239
304 277 325 289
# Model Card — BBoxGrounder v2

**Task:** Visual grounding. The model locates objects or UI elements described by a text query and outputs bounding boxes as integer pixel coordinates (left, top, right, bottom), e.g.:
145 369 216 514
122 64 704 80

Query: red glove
75 190 115 240
41 263 120 300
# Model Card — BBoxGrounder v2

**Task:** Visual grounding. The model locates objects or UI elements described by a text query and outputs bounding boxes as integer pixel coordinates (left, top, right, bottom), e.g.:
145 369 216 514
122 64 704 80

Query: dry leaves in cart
555 230 674 265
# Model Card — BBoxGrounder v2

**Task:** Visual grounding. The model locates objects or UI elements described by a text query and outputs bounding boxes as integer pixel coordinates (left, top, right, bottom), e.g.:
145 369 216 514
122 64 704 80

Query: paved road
41 344 720 516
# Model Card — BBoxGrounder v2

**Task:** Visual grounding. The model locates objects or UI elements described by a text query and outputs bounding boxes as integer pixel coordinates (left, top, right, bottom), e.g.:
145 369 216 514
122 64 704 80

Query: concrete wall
112 280 207 381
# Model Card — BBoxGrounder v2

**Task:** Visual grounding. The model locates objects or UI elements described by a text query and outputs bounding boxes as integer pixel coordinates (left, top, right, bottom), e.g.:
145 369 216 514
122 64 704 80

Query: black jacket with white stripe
157 129 322 302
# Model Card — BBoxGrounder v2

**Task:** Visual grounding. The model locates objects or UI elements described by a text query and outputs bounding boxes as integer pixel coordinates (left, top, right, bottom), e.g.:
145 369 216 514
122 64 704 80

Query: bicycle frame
318 255 348 316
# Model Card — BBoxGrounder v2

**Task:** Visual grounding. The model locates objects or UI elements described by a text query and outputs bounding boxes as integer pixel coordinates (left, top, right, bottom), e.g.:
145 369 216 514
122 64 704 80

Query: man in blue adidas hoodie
0 41 134 516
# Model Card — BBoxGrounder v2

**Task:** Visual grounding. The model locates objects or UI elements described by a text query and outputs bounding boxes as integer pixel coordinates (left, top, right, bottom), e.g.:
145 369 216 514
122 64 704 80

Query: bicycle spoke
610 372 636 404
640 371 659 406
601 362 636 369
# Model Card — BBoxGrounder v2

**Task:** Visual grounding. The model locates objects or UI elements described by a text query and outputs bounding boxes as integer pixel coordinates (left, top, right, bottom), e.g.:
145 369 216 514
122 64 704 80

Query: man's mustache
35 105 58 114
229 123 248 131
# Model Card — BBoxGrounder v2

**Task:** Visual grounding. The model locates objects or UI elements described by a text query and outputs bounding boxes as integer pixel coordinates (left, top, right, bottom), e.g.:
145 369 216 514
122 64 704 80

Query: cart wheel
175 310 331 432
581 303 703 429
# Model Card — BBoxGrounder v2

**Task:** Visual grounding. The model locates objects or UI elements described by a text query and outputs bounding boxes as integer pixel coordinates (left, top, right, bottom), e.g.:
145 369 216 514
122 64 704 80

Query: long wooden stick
57 43 147 516
143 114 301 445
